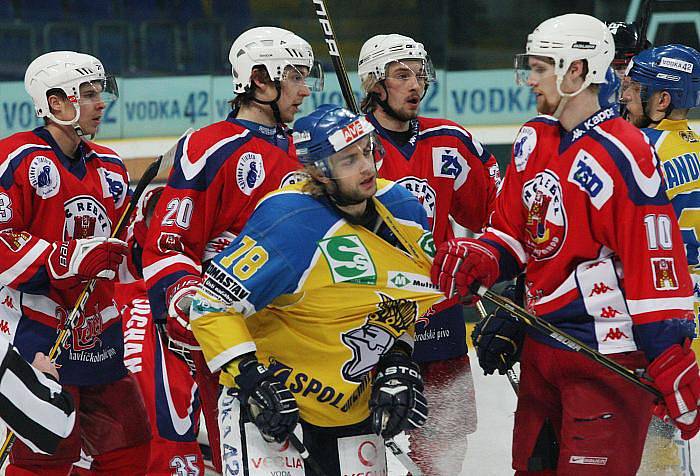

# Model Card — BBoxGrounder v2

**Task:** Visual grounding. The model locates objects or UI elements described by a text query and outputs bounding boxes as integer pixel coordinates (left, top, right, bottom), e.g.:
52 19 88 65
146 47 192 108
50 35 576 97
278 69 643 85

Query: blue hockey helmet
598 66 621 108
292 104 378 177
627 44 700 109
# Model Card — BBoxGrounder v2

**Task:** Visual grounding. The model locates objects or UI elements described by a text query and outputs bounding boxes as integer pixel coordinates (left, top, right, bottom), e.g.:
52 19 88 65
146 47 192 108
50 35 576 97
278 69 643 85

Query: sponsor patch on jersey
318 234 377 285
418 231 436 258
489 163 503 190
513 126 537 172
432 147 470 188
63 195 111 239
569 456 608 465
236 152 266 196
203 263 251 305
522 170 566 260
203 230 236 262
567 150 613 210
387 271 439 293
679 131 699 143
651 257 679 290
659 57 694 74
97 167 127 209
28 155 60 199
396 177 436 221
0 230 31 252
157 231 185 254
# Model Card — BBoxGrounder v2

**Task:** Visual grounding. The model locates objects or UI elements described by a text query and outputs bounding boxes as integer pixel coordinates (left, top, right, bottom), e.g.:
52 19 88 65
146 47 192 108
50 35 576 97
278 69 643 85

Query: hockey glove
471 292 525 375
47 237 128 289
647 339 700 440
370 349 427 439
165 275 203 350
233 355 299 443
431 238 500 302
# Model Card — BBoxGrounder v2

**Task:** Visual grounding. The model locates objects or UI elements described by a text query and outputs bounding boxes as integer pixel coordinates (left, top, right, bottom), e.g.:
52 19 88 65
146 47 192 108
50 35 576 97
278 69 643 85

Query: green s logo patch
318 235 377 284
418 231 436 258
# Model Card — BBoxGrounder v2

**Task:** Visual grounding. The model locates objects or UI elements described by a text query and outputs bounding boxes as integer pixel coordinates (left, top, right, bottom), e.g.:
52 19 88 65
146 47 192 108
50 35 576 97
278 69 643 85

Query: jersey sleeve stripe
485 227 527 264
1 240 50 287
0 144 52 188
207 341 256 373
143 254 202 282
627 296 695 315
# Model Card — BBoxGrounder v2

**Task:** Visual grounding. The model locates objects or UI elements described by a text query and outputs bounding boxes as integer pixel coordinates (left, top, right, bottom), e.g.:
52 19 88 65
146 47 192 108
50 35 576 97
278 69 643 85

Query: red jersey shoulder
511 115 561 173
599 117 657 176
0 131 51 164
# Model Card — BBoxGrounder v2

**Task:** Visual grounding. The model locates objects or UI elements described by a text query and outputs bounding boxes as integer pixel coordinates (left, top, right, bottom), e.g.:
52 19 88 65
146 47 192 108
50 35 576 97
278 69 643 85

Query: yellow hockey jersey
191 179 443 427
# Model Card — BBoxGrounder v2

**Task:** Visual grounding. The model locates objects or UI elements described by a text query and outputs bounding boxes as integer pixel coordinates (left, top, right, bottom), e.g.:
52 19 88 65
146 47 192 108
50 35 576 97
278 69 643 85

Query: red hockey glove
165 275 203 350
647 339 700 440
430 238 499 302
47 238 127 289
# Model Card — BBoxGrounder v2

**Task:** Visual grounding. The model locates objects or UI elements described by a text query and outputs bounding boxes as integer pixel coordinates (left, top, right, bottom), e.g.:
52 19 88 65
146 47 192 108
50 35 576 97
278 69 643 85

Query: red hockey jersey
370 114 500 362
0 127 130 385
481 107 695 359
143 113 302 320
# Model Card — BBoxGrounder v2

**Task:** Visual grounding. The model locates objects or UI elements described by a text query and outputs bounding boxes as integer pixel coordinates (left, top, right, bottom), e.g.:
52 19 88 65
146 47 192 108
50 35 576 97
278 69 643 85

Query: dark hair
228 66 272 112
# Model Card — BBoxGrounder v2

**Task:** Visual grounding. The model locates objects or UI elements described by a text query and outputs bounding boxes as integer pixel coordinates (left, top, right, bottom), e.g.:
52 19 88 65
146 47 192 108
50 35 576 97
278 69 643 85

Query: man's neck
559 90 602 132
237 102 277 127
372 107 411 132
44 123 81 157
335 199 368 220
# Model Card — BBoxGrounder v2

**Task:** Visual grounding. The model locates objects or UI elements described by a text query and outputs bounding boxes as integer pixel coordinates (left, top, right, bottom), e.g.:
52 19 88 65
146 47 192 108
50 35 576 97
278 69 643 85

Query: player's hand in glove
232 354 299 443
471 290 525 375
165 275 203 350
47 237 128 289
647 338 700 440
431 238 500 302
370 346 427 438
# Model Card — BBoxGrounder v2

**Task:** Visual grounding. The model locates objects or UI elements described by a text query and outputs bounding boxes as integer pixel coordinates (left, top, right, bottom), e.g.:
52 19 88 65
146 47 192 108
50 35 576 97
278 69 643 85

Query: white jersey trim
143 254 202 282
627 296 695 315
486 227 527 265
181 130 251 181
0 143 53 179
208 341 257 373
1 240 50 287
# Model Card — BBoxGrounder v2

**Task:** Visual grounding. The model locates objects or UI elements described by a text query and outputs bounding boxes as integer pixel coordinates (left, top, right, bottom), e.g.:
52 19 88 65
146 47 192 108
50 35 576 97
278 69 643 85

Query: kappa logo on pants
569 455 608 465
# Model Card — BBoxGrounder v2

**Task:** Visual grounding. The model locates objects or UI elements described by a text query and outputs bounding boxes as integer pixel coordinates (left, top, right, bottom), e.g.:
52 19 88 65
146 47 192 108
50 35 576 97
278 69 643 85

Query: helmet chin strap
324 179 368 207
48 106 86 138
551 76 591 119
252 81 284 131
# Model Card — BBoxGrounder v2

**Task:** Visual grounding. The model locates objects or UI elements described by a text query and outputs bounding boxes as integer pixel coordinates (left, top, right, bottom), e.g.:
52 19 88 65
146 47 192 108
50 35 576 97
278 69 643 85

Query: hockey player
0 51 150 474
622 44 700 476
115 186 204 475
142 26 322 472
190 104 441 475
357 33 499 475
439 14 698 475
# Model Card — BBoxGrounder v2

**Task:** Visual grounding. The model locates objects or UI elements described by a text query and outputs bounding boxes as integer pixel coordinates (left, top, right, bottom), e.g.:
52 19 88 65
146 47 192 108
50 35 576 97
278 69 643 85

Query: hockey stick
474 285 663 399
386 437 422 476
311 0 359 113
0 129 192 466
288 433 326 476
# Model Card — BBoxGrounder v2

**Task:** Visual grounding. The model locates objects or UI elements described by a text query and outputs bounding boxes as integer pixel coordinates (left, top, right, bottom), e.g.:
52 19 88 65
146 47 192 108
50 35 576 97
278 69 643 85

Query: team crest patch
236 152 266 196
432 147 470 188
568 150 613 210
396 177 436 221
157 232 185 254
97 168 127 209
279 170 308 187
522 170 566 260
651 257 679 290
0 230 31 252
63 195 111 239
318 234 377 285
341 292 417 382
513 126 537 172
28 156 60 199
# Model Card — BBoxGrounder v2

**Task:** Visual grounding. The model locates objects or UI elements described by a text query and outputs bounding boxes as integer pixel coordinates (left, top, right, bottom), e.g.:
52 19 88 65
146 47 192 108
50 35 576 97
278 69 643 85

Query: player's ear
657 91 673 113
567 60 586 81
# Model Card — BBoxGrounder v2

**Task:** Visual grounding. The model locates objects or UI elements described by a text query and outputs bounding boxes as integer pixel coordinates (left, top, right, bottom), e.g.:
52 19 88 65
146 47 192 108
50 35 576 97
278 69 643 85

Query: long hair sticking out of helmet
228 26 323 126
626 44 700 125
357 34 436 118
293 104 382 206
24 51 118 138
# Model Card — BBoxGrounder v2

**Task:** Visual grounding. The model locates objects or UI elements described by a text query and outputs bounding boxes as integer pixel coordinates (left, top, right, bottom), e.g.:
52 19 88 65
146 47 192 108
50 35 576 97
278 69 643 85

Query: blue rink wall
0 69 539 138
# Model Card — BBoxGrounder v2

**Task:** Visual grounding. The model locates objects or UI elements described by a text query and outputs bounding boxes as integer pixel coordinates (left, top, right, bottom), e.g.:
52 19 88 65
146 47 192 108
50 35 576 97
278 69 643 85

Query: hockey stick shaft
311 0 359 113
385 437 422 476
475 286 663 399
288 433 326 475
0 129 191 466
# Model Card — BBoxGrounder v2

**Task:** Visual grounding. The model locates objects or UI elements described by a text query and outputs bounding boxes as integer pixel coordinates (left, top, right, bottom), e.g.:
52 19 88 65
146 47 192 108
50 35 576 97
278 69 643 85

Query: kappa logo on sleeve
236 152 266 196
318 234 377 285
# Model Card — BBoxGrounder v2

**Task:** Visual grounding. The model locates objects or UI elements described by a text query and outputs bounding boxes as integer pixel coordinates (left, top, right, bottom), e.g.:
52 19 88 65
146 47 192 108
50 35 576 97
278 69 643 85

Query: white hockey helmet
515 14 615 97
24 51 118 127
358 34 435 86
229 26 322 94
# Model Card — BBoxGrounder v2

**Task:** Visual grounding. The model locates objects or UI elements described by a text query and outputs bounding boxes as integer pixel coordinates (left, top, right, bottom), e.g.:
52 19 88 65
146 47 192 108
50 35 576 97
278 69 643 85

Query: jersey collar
32 127 89 179
655 118 691 131
227 112 290 153
559 106 618 153
367 113 420 160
